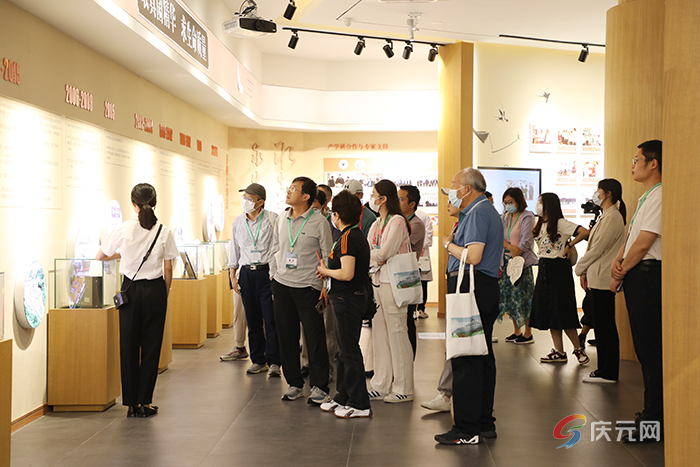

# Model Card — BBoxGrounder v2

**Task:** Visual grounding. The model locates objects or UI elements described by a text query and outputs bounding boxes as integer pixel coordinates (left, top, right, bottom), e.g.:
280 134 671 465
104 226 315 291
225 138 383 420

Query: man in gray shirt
221 183 281 377
271 176 333 404
399 185 425 358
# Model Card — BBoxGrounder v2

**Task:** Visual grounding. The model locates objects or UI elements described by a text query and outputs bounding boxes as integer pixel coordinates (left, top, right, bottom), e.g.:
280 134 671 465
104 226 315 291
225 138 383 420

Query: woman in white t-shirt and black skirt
529 193 589 365
97 183 179 418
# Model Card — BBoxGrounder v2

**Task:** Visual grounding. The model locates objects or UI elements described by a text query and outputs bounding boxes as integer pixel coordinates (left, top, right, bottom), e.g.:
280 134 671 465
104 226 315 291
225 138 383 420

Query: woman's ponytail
131 183 158 230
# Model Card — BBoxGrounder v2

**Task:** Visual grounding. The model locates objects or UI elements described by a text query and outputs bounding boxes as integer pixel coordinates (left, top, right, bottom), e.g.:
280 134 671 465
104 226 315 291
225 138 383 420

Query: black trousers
330 292 370 410
406 305 417 359
119 277 167 406
239 268 280 366
417 280 429 312
623 260 663 422
448 271 499 436
587 288 619 380
271 280 329 393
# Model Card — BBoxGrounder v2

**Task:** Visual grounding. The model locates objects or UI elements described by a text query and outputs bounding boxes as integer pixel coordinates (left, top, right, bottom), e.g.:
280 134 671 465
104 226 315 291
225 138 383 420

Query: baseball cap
239 183 266 200
344 179 363 195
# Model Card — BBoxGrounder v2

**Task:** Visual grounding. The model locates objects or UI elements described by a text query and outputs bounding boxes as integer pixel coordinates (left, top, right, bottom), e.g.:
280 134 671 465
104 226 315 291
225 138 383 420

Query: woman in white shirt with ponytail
97 183 179 418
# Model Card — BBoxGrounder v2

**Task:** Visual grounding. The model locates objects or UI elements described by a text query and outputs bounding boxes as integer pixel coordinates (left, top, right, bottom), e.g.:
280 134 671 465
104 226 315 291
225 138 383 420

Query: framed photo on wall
478 166 542 215
529 124 553 153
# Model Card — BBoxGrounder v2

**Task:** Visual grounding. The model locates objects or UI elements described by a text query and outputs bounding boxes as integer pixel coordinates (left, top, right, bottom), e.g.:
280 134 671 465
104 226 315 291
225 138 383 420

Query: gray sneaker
220 347 249 361
246 363 269 374
268 364 281 377
307 386 331 405
282 386 304 401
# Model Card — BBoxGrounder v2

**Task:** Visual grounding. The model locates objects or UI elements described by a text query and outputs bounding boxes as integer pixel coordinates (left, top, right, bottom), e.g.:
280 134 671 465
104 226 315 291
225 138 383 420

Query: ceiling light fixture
578 45 589 62
383 40 394 58
403 42 413 60
283 0 296 20
428 44 438 62
288 30 299 49
354 38 366 56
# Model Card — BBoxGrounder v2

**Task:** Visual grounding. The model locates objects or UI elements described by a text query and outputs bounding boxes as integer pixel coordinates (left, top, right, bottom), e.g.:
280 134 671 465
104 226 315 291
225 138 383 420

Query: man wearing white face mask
222 183 281 377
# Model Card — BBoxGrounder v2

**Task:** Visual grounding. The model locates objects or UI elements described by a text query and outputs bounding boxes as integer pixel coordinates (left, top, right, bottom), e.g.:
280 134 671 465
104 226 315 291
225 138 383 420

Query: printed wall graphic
530 124 553 153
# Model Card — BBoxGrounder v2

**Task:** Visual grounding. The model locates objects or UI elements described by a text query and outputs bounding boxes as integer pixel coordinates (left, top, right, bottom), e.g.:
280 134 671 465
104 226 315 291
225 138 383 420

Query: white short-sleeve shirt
624 185 662 260
535 218 579 259
100 219 179 280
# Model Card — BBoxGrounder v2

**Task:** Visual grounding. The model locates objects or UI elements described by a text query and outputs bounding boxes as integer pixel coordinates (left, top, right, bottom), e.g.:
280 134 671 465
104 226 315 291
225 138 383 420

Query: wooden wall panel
661 1 700 463
437 42 474 316
605 0 665 360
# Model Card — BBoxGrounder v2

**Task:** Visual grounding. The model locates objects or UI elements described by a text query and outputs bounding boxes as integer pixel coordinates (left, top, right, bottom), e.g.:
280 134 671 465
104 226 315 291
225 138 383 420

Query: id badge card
250 250 262 265
326 276 332 293
286 251 298 270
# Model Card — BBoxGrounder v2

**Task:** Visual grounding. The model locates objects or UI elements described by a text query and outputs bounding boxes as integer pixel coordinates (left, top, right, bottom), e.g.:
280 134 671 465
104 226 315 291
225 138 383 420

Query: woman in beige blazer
575 179 627 383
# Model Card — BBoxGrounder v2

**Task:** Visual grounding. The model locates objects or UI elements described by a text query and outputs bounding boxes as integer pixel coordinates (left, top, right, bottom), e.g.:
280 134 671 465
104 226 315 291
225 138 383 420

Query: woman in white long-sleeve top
366 179 414 403
575 179 627 383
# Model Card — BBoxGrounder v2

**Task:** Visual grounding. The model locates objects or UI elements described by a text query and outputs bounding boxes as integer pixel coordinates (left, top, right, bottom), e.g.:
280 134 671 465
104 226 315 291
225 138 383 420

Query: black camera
113 291 128 308
581 201 602 230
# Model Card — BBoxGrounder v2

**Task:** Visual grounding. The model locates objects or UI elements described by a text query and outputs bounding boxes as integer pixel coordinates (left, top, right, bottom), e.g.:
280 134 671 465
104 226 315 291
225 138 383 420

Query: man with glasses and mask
610 140 663 443
271 177 333 404
434 168 503 445
222 183 281 378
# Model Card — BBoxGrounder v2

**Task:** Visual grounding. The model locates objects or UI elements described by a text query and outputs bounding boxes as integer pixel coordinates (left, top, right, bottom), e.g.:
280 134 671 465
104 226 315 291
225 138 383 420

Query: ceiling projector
223 13 277 38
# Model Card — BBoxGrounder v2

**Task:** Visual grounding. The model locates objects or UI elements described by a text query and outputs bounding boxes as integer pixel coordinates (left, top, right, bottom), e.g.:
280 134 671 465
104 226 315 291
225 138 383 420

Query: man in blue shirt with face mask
435 168 504 446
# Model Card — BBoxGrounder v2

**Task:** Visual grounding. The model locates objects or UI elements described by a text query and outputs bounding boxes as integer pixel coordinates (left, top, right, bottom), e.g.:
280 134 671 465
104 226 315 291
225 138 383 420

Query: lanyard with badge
505 211 522 256
373 215 392 249
245 210 265 265
286 213 311 269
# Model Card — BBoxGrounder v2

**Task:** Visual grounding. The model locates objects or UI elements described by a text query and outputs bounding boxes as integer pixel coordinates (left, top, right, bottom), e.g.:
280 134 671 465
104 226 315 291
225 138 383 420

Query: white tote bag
386 248 423 308
446 250 488 359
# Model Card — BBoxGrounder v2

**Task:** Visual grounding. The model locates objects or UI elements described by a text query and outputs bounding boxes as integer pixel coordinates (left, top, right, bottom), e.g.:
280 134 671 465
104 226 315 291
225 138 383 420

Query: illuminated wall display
104 101 115 120
138 0 209 69
15 261 47 330
134 113 154 133
65 84 94 112
1 57 21 85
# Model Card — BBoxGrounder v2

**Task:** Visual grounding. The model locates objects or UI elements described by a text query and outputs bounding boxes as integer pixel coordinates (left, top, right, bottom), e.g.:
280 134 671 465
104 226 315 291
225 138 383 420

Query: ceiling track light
428 44 438 62
578 44 589 62
402 42 413 60
283 0 296 21
288 30 299 49
383 40 394 59
354 37 365 56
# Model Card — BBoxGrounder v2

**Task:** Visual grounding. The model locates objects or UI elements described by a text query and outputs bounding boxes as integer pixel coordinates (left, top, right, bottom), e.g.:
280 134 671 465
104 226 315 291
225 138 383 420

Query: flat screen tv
478 166 542 215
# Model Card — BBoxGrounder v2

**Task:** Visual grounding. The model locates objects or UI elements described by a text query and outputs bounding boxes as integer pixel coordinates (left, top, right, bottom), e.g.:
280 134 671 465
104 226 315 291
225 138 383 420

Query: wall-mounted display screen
478 167 542 215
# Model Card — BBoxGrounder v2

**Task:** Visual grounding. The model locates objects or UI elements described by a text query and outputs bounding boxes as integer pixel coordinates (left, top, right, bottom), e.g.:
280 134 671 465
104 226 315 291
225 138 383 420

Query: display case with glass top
172 244 206 279
203 240 230 275
53 259 119 309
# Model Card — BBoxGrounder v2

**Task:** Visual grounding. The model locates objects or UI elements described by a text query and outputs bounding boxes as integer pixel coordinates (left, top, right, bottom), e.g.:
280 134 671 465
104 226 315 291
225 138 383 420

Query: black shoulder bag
113 224 163 308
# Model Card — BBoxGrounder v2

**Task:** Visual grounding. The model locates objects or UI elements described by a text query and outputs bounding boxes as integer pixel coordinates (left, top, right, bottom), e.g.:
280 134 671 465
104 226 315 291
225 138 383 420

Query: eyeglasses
286 185 300 194
632 157 647 165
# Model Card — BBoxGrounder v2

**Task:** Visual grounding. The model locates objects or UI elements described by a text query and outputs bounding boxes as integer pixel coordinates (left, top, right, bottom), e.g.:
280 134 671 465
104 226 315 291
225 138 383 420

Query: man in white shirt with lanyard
271 176 333 404
610 140 663 443
223 183 281 377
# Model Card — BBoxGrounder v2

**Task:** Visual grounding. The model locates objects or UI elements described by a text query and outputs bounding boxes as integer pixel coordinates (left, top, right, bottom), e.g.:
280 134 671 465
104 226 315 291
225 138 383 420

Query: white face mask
535 202 543 216
591 192 604 207
504 203 518 214
371 196 383 211
242 198 258 214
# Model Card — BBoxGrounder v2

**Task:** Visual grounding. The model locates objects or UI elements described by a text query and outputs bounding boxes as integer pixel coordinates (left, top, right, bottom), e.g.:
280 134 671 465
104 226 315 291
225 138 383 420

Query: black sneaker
480 430 497 439
435 430 480 445
515 335 534 345
588 339 597 346
578 334 587 349
504 333 521 343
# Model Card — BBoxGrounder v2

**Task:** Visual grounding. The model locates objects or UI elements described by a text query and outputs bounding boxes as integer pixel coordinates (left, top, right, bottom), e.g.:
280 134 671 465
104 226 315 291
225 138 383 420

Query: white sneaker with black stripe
383 393 413 403
335 406 372 418
320 400 342 412
367 390 387 401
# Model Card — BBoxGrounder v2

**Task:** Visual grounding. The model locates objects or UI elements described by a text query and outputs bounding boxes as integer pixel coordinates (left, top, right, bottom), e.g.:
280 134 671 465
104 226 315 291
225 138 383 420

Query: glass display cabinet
53 259 119 309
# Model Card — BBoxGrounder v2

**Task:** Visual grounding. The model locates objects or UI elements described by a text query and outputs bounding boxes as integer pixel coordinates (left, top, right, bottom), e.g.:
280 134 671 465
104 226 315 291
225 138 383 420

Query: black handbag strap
123 224 163 290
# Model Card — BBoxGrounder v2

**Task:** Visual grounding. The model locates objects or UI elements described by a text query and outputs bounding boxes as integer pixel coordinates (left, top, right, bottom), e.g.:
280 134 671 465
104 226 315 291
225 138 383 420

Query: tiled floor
11 309 664 466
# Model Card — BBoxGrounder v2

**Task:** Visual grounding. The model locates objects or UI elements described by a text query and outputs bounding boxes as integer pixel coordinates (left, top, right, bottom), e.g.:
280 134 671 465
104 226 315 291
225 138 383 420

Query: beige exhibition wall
0 0 227 420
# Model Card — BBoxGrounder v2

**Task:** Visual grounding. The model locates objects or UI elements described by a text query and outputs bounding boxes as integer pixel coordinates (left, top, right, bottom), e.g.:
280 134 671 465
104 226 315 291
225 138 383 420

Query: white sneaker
220 347 248 361
320 400 342 412
267 364 281 377
383 393 413 403
367 390 387 401
421 393 451 412
307 386 331 405
335 406 372 418
418 310 429 319
492 336 499 343
281 386 304 401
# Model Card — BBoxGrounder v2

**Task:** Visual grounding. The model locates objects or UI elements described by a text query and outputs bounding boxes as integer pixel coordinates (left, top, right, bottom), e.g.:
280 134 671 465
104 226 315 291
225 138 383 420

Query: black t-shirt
328 225 370 296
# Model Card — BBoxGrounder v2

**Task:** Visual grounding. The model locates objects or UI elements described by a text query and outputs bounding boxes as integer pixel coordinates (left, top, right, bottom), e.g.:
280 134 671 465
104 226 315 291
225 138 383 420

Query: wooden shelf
171 278 207 349
47 307 120 412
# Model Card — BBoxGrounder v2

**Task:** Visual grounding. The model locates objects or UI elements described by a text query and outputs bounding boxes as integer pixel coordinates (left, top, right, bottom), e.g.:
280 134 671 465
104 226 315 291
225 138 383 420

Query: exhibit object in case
173 244 207 279
53 259 119 309
203 240 230 275
0 338 11 467
48 306 120 411
14 261 46 329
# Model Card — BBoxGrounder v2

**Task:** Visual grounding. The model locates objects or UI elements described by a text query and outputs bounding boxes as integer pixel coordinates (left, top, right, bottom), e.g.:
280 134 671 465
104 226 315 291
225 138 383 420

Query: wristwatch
444 241 451 250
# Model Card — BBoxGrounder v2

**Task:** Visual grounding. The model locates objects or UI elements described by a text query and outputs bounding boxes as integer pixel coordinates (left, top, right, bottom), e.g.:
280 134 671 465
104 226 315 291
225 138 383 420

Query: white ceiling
7 0 615 128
